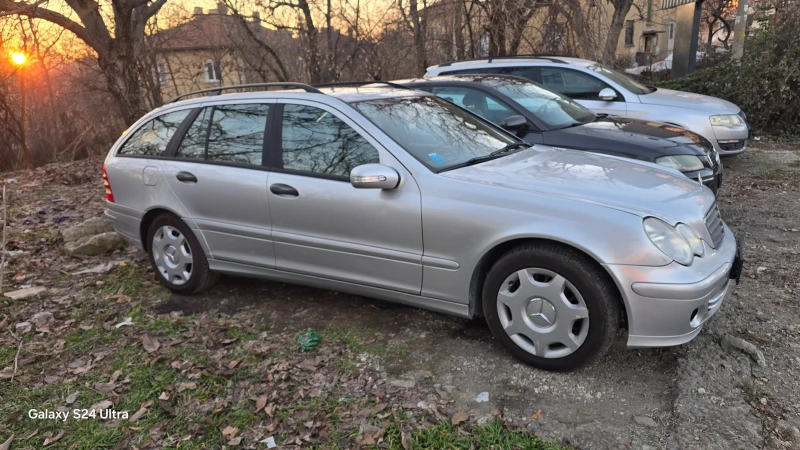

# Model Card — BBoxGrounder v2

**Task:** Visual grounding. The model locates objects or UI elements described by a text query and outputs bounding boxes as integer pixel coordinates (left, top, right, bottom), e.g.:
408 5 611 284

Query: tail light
103 164 115 203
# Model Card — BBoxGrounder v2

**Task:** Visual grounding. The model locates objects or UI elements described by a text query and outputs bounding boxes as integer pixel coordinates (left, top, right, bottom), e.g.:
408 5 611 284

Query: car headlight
655 155 704 172
676 223 705 257
643 218 695 265
709 114 744 128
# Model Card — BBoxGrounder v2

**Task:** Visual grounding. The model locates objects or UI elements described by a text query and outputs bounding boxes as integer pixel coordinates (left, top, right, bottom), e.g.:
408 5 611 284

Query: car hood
442 145 716 222
544 117 713 160
638 88 740 113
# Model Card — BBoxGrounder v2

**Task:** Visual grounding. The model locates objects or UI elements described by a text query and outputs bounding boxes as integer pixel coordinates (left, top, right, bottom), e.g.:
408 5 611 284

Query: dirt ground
1 141 799 449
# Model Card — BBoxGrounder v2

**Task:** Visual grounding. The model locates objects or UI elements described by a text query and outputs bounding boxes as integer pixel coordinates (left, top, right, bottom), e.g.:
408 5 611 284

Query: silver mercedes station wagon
103 82 743 370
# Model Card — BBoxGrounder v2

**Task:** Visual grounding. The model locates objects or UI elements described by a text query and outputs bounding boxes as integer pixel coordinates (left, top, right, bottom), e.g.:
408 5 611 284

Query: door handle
270 183 299 197
176 171 197 183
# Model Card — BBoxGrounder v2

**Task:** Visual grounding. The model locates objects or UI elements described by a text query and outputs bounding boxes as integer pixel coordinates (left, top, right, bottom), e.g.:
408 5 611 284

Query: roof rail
436 54 572 67
314 81 412 91
167 83 323 104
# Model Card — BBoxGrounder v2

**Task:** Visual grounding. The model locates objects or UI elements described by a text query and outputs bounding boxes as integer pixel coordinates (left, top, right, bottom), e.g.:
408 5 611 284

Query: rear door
266 100 424 294
159 101 276 267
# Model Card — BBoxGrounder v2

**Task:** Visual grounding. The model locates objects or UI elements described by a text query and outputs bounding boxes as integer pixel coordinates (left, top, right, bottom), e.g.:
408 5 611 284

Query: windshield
488 79 596 129
586 64 654 95
354 95 517 172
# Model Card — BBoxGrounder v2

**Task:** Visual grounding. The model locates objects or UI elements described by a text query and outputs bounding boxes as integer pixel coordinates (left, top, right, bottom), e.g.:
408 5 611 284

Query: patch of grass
325 327 409 357
97 264 164 299
373 418 568 450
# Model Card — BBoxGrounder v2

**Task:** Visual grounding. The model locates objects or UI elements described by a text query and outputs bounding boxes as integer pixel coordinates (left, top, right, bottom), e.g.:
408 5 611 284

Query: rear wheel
146 213 217 294
482 242 620 371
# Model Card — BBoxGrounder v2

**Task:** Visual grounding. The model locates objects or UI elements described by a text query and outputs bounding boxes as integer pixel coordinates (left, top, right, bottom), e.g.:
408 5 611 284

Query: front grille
704 203 725 248
718 139 746 151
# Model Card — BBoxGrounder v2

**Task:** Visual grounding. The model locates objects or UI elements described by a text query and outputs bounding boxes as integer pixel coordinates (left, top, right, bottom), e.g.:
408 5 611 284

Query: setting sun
10 52 26 65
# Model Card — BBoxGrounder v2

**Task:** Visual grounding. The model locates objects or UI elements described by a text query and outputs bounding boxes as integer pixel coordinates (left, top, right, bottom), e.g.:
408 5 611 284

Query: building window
156 63 168 84
204 60 221 83
669 22 675 39
624 20 635 46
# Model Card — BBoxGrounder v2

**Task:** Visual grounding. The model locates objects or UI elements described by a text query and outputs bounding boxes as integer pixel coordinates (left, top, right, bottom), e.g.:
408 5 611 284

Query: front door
159 102 275 268
538 67 628 117
267 101 424 294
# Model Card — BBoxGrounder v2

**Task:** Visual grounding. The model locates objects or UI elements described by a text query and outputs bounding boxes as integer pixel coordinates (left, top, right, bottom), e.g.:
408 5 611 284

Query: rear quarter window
117 109 192 156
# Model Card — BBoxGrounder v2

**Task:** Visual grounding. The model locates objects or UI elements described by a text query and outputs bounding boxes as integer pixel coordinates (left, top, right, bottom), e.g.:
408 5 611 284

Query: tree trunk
487 0 508 56
99 51 149 126
298 0 322 84
603 0 635 63
454 0 466 60
408 0 428 75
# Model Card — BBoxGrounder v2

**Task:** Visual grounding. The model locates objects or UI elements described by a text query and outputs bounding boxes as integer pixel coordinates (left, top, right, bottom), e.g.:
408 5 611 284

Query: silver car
425 56 749 156
103 83 743 370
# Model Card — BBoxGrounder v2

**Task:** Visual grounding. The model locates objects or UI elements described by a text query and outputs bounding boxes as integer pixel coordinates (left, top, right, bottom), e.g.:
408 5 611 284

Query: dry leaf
158 392 170 401
94 382 116 394
178 382 196 392
90 400 113 413
128 407 147 423
451 410 469 425
265 403 276 417
0 433 14 450
110 370 123 383
43 431 65 446
65 391 80 404
141 335 160 353
531 409 543 420
228 436 242 446
222 426 239 439
360 434 376 445
401 430 410 450
255 395 268 413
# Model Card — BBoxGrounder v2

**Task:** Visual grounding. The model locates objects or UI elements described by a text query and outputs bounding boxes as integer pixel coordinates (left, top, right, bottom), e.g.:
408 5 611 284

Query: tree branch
0 1 95 47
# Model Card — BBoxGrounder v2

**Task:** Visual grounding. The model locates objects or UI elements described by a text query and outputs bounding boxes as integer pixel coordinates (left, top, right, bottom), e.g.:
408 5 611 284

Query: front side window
354 95 516 172
118 109 191 156
484 78 596 128
585 64 653 95
280 104 379 177
430 86 516 124
540 68 616 101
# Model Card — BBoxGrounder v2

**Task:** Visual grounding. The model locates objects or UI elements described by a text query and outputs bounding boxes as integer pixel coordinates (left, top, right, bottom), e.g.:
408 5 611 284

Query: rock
633 416 658 427
62 217 114 243
697 387 706 394
64 232 122 257
760 397 767 405
4 286 47 300
475 392 489 403
721 334 767 367
30 311 54 328
389 379 415 389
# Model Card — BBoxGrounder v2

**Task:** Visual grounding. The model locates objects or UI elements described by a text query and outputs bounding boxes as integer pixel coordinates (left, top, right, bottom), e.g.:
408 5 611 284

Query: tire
145 213 218 294
482 242 620 371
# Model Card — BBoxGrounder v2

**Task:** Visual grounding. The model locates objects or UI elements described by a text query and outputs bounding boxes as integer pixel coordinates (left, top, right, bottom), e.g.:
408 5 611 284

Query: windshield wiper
439 142 531 173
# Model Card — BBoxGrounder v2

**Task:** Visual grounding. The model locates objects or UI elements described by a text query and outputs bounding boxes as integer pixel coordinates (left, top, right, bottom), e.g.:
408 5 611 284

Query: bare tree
398 0 429 74
603 0 636 62
0 0 171 125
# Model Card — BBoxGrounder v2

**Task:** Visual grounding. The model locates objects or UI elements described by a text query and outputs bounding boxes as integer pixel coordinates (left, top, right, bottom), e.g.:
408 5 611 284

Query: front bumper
711 124 749 156
604 224 743 348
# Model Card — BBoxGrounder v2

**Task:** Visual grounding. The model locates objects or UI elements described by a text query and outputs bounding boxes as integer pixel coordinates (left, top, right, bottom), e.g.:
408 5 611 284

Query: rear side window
117 110 191 156
207 104 269 165
280 104 379 178
174 104 270 166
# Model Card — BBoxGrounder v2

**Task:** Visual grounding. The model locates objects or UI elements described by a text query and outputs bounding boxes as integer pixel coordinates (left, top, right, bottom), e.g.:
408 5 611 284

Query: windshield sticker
428 153 445 164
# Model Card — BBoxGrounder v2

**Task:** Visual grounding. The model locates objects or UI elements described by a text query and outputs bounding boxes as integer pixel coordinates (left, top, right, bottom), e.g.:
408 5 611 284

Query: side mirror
598 88 617 101
499 115 528 131
350 164 400 189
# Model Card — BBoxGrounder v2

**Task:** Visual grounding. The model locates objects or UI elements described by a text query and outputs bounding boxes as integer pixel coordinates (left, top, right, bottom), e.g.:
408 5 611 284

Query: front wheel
482 243 620 371
146 213 217 294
